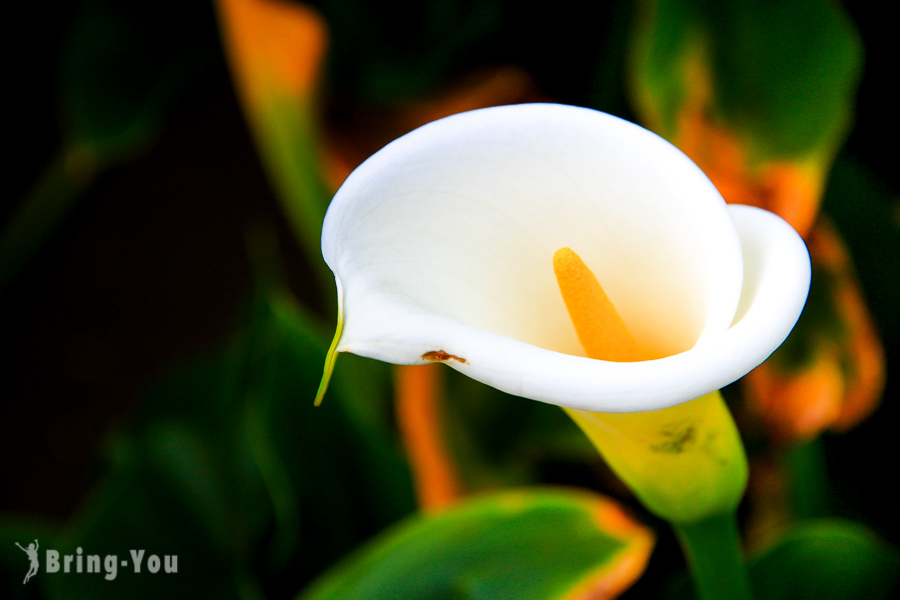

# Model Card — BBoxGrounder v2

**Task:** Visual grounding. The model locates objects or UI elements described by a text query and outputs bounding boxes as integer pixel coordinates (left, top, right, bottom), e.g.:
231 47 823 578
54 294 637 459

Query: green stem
673 511 754 600
1 143 96 289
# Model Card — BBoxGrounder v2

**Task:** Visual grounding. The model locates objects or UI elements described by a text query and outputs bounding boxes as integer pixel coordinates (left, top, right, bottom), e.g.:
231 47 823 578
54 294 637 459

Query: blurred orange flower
216 0 326 115
674 103 824 240
660 57 884 444
216 0 329 265
743 220 885 443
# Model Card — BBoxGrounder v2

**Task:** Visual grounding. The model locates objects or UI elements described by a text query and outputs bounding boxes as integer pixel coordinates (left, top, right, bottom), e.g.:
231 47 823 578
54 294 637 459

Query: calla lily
317 103 810 415
319 104 809 600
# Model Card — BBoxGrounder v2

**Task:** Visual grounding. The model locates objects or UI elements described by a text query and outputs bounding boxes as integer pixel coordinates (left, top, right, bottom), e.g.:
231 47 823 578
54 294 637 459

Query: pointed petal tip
315 305 344 406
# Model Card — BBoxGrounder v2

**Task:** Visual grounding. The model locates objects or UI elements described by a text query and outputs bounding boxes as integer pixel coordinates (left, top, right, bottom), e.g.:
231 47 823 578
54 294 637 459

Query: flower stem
394 364 461 511
672 511 754 600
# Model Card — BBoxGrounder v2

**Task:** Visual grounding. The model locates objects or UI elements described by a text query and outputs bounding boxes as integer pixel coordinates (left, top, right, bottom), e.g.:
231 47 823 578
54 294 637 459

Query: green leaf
315 0 504 103
60 2 204 165
630 0 862 162
749 520 900 600
0 149 93 289
822 156 900 342
785 440 832 520
440 367 598 492
299 488 654 600
216 0 334 290
1 1 205 288
45 433 252 600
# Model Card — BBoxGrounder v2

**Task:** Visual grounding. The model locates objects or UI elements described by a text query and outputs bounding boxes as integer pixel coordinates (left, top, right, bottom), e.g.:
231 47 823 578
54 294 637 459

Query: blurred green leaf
216 0 334 292
2 1 205 289
45 426 253 600
786 440 832 520
666 519 900 600
631 0 862 162
817 155 900 543
299 488 654 600
0 149 92 288
315 0 503 103
60 2 204 164
822 155 900 341
749 520 900 600
440 367 598 493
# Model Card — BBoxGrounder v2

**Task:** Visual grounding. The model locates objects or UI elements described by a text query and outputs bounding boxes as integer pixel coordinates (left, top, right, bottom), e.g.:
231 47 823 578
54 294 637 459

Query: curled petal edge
320 204 809 413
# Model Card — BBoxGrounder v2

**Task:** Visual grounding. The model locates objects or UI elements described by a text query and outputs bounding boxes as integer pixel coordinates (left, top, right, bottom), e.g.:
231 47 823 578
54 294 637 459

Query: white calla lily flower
318 103 810 414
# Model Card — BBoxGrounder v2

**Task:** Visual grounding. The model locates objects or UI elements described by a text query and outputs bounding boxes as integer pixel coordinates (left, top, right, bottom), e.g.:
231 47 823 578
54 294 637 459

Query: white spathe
321 103 810 412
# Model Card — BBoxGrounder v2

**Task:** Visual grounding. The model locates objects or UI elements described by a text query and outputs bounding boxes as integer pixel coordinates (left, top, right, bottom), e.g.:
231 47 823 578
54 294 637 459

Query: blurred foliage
2 244 415 599
299 488 654 600
750 520 900 600
744 218 885 442
312 0 505 102
216 0 332 286
60 3 203 164
630 0 862 162
667 519 900 600
3 0 898 599
1 0 206 288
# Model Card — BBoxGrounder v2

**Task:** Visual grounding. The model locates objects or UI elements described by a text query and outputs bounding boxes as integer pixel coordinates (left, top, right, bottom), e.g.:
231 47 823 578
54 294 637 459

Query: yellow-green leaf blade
299 488 654 600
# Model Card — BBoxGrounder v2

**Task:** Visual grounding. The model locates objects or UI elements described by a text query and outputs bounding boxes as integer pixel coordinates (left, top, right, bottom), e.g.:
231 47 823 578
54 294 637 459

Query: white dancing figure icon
15 539 40 584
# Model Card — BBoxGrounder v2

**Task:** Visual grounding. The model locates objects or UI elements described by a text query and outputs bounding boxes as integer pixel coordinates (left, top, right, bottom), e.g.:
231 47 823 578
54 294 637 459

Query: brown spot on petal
422 350 467 364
